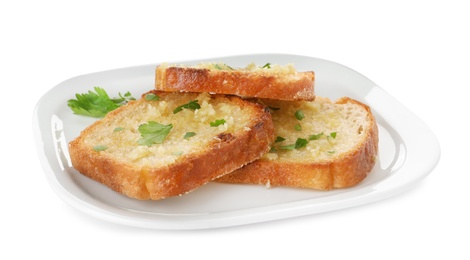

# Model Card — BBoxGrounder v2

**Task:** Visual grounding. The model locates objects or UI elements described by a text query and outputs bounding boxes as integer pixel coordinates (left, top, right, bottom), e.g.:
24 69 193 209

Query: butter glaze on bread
68 90 275 200
216 96 379 190
155 63 315 101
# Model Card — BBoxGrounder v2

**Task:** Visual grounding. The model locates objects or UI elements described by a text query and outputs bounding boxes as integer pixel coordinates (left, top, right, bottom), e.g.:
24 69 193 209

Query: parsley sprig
145 93 160 101
137 121 173 146
173 100 201 114
67 87 135 118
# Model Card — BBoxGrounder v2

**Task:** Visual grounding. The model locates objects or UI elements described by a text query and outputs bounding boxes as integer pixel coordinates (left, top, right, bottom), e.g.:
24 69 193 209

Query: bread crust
155 66 315 101
216 97 379 190
68 91 275 200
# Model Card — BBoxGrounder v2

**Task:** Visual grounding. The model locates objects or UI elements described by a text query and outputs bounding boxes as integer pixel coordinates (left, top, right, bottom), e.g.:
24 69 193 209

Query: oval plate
33 54 440 230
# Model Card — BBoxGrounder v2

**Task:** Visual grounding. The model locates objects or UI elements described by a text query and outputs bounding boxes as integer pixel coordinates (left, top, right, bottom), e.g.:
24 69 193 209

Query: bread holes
216 133 235 143
357 125 364 134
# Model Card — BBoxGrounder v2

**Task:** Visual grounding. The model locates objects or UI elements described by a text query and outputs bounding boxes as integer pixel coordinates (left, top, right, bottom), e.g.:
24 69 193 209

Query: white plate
33 54 440 230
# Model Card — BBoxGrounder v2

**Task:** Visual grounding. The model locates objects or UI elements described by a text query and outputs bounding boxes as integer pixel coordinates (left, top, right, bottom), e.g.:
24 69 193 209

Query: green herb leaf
108 91 135 105
67 87 134 118
137 121 173 146
269 147 278 153
173 100 201 114
262 63 271 69
275 136 286 142
294 124 302 131
295 110 305 121
145 93 160 101
279 144 296 150
330 132 337 139
279 138 308 150
294 138 308 149
93 145 108 151
309 132 324 140
112 91 135 103
212 63 233 70
184 132 196 139
210 119 226 127
113 127 125 132
124 91 135 100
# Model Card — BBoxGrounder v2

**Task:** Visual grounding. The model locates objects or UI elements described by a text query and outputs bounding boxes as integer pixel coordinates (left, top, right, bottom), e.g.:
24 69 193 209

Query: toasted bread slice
155 62 315 101
216 96 379 190
68 90 275 200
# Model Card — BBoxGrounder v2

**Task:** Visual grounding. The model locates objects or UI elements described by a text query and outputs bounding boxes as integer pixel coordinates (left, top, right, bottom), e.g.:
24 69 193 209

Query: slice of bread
155 62 315 101
215 96 379 190
68 90 275 200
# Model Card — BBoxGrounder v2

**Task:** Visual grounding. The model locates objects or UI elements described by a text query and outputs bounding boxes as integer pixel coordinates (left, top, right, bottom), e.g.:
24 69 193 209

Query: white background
2 0 468 259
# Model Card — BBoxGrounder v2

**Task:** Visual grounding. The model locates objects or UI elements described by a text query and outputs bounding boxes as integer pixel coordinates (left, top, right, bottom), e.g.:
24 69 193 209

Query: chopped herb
184 132 196 139
137 121 173 146
274 132 337 152
269 147 278 153
295 110 305 121
67 87 135 118
212 63 233 70
294 138 308 149
210 119 226 127
309 132 324 140
93 145 108 151
113 127 125 132
145 93 160 101
279 144 295 150
279 138 308 150
294 124 302 131
173 100 201 114
262 63 271 69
